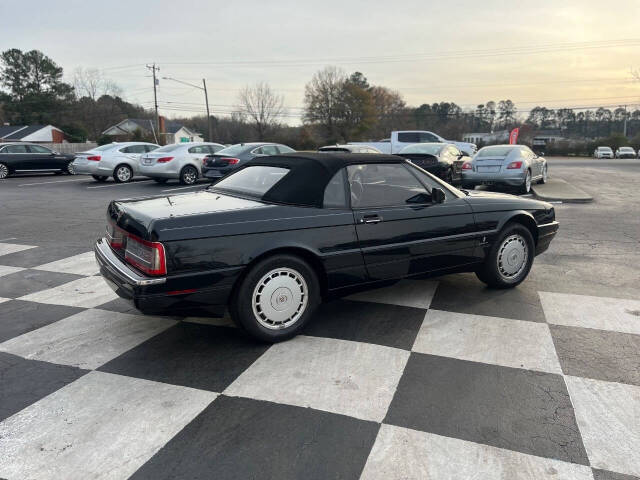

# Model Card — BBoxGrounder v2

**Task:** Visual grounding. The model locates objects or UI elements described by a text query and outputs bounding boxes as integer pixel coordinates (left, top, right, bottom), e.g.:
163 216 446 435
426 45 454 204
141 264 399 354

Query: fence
41 142 97 154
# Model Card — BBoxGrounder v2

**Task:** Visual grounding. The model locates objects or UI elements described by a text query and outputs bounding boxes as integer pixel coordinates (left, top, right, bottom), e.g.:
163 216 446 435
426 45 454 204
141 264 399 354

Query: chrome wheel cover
0 163 8 179
252 267 308 330
183 167 197 184
542 165 548 182
497 234 528 281
524 171 531 192
67 162 75 175
116 166 132 182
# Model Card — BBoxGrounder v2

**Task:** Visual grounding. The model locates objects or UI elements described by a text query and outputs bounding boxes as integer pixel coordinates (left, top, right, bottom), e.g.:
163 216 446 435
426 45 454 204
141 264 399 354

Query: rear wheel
180 165 198 185
0 163 10 179
475 223 534 288
153 178 168 184
519 169 532 194
92 175 108 182
230 254 321 342
114 164 133 183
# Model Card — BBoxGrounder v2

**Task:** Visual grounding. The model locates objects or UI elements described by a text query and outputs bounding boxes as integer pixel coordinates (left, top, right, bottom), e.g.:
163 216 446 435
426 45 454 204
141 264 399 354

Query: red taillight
106 222 126 249
220 157 240 165
462 162 472 170
124 234 166 276
87 155 101 161
507 161 523 169
157 157 174 163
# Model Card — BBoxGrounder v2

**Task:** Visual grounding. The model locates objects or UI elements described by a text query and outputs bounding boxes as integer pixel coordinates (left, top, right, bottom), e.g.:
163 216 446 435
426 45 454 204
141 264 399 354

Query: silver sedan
461 145 547 194
139 142 225 185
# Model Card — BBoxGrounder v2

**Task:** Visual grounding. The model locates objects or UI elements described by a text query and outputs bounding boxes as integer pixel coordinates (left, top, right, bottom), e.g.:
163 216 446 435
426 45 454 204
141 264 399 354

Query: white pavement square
565 375 640 477
0 243 36 257
0 309 176 369
412 309 562 374
346 279 438 309
0 297 9 305
0 371 217 480
18 276 118 308
539 291 640 335
360 424 594 480
33 251 99 276
0 265 25 277
224 335 410 422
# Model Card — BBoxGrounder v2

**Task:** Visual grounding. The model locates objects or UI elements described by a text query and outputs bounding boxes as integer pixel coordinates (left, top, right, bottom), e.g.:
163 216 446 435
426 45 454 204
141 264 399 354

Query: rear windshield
216 144 250 156
319 147 350 152
153 144 184 152
399 144 443 155
598 147 612 151
477 146 515 157
211 166 289 197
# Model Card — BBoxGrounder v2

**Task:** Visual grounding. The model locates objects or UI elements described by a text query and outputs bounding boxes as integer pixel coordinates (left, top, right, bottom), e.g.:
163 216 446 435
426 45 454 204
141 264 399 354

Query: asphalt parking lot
0 157 639 479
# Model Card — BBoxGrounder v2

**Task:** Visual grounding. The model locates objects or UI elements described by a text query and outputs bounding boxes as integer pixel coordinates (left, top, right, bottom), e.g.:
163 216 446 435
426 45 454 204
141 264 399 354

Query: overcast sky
2 0 640 122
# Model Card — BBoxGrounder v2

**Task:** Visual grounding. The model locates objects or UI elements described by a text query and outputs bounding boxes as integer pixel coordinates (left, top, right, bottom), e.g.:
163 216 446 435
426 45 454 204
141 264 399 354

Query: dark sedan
396 142 469 185
201 142 295 179
0 142 76 179
95 153 558 342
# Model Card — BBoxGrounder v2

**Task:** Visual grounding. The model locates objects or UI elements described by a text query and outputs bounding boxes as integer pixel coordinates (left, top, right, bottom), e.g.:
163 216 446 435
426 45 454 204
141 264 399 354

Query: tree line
1 49 638 151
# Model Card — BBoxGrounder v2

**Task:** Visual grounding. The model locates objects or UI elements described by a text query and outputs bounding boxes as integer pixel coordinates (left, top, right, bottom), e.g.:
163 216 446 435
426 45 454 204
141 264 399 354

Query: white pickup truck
350 130 477 156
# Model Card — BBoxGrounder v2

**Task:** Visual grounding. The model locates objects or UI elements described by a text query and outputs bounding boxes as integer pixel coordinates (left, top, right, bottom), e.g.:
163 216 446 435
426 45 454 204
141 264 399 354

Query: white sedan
139 142 225 185
73 142 159 182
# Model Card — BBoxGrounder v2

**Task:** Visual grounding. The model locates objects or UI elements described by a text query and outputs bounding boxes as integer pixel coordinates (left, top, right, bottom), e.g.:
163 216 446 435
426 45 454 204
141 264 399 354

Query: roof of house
0 125 49 140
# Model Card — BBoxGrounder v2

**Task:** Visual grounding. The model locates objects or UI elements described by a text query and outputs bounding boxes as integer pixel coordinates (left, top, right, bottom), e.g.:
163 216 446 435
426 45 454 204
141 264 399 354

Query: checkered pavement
0 240 639 480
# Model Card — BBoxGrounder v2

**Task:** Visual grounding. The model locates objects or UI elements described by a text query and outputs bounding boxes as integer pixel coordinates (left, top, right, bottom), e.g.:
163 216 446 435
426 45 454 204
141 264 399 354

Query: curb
530 178 593 203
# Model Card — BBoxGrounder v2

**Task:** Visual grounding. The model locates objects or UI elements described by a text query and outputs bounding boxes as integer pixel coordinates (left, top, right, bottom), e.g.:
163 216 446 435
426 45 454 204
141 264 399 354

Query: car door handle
361 214 382 224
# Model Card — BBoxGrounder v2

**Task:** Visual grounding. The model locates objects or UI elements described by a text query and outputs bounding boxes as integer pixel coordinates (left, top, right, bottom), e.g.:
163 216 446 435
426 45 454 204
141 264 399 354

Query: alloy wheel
496 234 528 281
67 162 75 175
542 165 548 183
116 166 132 182
524 171 531 192
182 167 198 185
0 163 8 179
251 267 308 330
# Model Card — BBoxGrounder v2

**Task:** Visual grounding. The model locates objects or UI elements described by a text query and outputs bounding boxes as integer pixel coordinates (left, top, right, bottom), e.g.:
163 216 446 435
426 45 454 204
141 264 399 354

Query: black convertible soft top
244 152 404 208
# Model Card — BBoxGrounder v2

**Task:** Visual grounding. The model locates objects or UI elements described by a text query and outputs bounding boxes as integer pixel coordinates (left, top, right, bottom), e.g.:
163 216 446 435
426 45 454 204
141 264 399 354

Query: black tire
537 165 547 184
445 168 454 185
475 223 535 289
92 175 108 182
519 169 532 194
230 254 321 342
0 162 10 179
153 178 168 184
113 164 133 183
179 165 199 185
54 170 64 175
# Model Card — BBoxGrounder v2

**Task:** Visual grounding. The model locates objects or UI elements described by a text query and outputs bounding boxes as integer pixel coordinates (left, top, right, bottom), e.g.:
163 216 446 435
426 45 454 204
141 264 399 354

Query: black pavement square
0 299 84 343
98 322 269 392
550 325 640 386
0 352 87 421
0 269 83 298
429 273 546 322
384 352 589 465
94 297 141 314
129 395 379 480
0 245 89 269
592 469 640 480
303 298 425 350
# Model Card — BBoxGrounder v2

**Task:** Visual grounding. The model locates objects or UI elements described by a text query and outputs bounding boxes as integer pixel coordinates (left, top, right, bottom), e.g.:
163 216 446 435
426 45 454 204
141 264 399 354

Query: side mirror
431 187 446 204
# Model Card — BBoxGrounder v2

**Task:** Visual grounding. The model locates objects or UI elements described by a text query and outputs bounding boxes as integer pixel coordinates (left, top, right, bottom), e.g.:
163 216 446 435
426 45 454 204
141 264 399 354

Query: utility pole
147 63 160 138
203 78 212 141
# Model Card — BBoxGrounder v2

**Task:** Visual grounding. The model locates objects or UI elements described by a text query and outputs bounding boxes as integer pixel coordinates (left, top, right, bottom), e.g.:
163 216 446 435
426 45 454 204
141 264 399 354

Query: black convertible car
95 153 558 342
0 142 76 179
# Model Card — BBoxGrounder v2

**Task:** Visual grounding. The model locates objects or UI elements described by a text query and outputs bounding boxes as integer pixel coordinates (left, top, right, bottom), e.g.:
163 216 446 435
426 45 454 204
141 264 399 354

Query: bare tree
238 82 284 140
73 67 121 100
303 66 346 141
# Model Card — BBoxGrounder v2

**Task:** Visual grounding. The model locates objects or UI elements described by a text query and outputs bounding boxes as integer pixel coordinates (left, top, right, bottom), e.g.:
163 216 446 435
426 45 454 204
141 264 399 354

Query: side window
419 132 439 142
188 145 208 154
397 132 421 143
407 164 454 200
323 169 348 208
347 164 429 208
252 147 264 155
121 145 147 154
5 145 29 153
261 145 279 155
209 145 224 153
28 145 52 154
277 145 295 154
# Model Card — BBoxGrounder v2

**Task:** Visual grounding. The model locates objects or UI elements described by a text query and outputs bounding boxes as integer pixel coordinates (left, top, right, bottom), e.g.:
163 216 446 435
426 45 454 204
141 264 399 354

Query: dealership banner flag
509 128 519 145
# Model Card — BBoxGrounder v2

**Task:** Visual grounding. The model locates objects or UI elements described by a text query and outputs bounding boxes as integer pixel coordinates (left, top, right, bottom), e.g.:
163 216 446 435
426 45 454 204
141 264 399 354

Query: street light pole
161 76 213 141
202 79 212 141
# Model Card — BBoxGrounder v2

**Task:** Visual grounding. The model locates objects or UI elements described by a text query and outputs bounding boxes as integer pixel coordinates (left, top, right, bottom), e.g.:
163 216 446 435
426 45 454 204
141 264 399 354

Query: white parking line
18 178 89 187
87 180 154 189
0 238 17 242
161 185 205 192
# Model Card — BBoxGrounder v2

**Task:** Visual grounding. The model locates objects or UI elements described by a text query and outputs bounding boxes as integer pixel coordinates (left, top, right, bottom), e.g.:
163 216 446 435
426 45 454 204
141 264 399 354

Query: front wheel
65 162 75 175
180 165 198 185
230 254 321 342
475 223 535 288
114 164 133 183
538 165 548 184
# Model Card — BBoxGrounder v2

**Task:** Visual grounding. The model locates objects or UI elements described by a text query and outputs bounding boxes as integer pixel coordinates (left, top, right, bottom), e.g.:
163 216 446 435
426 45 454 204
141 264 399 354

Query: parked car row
593 146 640 159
